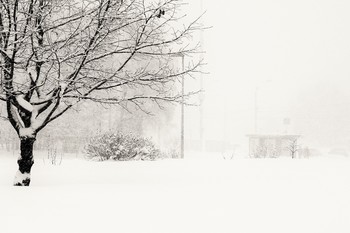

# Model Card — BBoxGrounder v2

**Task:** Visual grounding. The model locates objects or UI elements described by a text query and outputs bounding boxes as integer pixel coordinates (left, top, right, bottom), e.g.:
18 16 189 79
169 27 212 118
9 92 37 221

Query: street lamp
199 0 204 152
180 54 185 159
172 53 185 159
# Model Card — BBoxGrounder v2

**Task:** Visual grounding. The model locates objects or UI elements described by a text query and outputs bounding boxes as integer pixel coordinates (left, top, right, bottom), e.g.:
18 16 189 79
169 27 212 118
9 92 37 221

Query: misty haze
0 1 349 233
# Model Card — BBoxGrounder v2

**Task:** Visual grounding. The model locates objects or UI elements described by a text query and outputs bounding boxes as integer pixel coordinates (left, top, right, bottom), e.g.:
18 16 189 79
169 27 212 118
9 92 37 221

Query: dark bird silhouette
157 9 165 18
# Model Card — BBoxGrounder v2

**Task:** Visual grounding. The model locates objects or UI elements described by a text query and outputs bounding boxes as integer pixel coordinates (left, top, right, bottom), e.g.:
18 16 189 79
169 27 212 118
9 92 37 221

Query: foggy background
196 0 350 155
1 0 350 157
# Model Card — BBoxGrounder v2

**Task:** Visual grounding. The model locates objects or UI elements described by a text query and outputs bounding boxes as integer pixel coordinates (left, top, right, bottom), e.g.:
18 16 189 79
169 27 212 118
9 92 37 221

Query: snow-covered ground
0 152 349 233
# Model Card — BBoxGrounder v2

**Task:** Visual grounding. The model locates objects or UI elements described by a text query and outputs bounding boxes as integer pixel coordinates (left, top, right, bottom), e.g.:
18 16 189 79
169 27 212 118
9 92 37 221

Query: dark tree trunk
14 137 36 186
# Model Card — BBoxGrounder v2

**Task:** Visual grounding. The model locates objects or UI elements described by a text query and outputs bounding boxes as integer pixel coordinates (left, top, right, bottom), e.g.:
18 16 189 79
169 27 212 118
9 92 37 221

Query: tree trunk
14 137 36 186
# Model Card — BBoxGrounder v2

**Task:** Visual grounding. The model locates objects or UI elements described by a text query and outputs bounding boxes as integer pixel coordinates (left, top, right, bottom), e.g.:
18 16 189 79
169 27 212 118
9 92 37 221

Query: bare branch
0 0 205 134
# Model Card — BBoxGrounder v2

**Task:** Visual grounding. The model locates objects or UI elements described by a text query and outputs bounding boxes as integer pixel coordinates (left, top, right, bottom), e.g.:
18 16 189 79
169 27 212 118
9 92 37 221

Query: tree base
13 171 31 186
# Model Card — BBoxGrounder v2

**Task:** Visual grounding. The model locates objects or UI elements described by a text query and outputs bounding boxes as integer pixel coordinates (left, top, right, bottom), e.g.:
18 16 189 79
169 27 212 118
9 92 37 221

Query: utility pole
170 53 185 159
181 54 185 159
199 0 205 152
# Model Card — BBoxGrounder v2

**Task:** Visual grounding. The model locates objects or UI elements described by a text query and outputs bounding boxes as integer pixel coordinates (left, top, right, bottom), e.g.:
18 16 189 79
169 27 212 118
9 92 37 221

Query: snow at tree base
0 152 349 233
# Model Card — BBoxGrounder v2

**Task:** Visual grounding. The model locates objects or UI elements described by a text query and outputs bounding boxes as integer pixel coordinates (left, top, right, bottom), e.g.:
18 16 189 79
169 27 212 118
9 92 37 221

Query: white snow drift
0 154 349 233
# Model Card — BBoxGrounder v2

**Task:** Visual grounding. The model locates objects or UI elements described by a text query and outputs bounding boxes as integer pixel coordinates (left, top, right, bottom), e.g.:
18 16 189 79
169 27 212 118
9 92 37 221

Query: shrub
251 145 278 158
85 132 161 161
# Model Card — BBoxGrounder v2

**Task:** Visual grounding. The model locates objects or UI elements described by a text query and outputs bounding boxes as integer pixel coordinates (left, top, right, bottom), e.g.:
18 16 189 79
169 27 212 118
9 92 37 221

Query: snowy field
0 152 349 233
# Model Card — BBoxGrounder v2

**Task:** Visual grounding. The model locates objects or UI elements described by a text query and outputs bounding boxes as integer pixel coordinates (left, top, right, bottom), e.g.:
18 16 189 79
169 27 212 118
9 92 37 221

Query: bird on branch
157 9 165 18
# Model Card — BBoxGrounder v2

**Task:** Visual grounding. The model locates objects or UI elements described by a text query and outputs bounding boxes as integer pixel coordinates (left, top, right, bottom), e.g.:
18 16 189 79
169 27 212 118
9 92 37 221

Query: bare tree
287 138 299 159
0 0 203 186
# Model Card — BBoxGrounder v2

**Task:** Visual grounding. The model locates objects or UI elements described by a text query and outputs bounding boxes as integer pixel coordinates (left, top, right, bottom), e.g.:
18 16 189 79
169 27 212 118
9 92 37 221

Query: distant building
247 134 301 158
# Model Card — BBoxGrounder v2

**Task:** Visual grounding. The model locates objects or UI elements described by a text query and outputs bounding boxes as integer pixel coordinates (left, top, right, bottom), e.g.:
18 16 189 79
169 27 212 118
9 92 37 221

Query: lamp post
180 54 185 159
172 53 185 159
199 0 204 152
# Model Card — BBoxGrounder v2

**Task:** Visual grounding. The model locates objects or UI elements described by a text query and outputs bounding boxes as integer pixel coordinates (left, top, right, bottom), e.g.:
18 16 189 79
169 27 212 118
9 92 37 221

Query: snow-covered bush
251 145 278 158
85 132 161 161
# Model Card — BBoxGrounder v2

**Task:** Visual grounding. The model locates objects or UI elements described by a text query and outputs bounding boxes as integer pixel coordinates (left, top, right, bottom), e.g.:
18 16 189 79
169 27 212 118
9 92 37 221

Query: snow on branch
15 95 34 112
0 0 205 130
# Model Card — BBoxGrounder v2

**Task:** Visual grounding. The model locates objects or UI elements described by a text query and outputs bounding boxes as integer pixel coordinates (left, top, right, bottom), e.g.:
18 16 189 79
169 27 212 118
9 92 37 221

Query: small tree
0 0 203 186
287 138 299 159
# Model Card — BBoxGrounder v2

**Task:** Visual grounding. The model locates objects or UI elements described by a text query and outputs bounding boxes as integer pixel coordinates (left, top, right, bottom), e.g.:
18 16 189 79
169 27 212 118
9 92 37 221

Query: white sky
185 0 350 149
